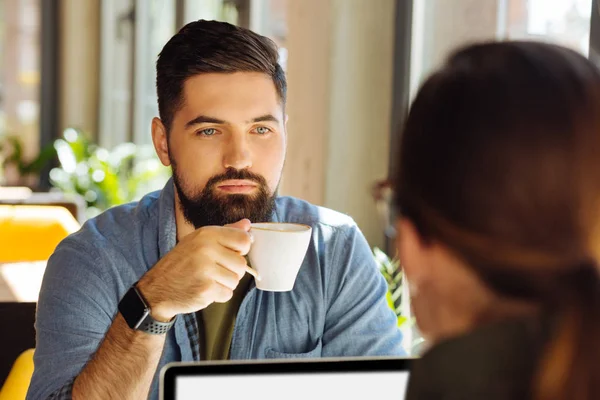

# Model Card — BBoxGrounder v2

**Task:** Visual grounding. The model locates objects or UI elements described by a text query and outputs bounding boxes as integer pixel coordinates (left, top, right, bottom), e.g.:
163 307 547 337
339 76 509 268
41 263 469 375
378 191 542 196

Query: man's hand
137 219 253 321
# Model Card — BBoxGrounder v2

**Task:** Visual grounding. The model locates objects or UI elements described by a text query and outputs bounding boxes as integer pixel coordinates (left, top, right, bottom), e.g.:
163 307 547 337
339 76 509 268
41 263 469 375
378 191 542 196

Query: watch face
118 287 149 329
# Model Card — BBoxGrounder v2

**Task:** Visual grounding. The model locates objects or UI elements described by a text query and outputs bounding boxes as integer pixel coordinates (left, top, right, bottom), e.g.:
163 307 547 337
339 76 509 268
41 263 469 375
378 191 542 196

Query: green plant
373 247 407 327
374 247 429 355
49 128 171 218
0 134 57 184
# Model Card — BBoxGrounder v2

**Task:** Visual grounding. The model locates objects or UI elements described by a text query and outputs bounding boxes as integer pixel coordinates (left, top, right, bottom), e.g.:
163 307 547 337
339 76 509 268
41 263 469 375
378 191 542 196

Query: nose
223 133 252 170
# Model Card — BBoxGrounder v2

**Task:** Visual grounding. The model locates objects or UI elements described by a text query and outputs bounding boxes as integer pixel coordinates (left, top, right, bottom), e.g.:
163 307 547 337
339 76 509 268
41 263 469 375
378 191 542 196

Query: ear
395 218 433 288
152 117 171 167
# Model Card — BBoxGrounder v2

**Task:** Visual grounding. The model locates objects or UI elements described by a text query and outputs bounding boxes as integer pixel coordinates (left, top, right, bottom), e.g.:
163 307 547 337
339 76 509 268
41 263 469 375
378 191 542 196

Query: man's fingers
212 265 243 291
224 219 251 231
211 282 234 304
213 250 248 280
217 227 253 255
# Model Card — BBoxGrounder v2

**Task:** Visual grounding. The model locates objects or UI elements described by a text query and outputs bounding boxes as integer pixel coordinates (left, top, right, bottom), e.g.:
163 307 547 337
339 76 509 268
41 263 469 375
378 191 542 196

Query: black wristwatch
118 283 175 334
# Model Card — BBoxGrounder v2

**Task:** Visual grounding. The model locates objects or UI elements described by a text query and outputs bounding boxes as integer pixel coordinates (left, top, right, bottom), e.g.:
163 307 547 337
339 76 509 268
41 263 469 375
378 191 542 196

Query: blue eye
198 128 217 136
255 126 271 135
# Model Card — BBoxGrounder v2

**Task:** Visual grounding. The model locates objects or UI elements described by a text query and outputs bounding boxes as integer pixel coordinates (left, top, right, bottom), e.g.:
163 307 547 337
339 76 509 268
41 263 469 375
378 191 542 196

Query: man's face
154 72 286 228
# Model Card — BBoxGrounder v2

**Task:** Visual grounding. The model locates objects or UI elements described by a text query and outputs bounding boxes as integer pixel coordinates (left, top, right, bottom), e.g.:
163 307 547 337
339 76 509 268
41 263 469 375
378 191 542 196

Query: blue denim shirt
27 179 404 400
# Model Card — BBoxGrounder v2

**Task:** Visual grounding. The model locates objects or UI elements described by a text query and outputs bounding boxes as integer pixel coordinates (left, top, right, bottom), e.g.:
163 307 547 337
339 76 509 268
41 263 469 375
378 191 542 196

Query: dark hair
156 20 286 131
394 41 600 400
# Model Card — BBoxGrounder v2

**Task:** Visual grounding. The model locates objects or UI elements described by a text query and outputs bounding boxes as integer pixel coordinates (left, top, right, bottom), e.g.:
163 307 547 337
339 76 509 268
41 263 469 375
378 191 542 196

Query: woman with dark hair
391 41 600 400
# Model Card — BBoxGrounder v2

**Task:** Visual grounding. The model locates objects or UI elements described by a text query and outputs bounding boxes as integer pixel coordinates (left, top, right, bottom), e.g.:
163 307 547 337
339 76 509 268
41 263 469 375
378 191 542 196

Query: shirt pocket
264 338 323 359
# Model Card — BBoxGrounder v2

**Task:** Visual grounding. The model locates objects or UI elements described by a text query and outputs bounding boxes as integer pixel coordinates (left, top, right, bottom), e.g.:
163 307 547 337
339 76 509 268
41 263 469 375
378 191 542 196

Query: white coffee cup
248 222 312 292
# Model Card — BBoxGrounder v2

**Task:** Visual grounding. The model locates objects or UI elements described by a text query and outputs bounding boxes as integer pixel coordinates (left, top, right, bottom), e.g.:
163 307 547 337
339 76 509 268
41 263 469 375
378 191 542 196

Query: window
501 0 592 55
182 0 242 27
132 0 176 146
0 0 41 169
410 0 594 99
99 0 176 149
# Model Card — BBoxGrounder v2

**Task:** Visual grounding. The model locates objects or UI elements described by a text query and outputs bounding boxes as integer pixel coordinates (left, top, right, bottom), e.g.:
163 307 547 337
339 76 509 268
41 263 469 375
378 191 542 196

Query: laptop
160 357 413 400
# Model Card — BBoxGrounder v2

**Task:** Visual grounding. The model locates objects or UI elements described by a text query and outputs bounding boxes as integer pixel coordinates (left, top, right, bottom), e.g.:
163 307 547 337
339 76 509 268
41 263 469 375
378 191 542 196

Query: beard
170 160 276 229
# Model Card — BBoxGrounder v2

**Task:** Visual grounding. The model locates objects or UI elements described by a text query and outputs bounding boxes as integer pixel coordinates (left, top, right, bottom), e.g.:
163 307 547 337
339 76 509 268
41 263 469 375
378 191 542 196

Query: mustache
205 168 268 190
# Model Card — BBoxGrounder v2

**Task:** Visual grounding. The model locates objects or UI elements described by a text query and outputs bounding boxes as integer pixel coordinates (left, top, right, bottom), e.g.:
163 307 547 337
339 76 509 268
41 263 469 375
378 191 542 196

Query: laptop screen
161 357 412 400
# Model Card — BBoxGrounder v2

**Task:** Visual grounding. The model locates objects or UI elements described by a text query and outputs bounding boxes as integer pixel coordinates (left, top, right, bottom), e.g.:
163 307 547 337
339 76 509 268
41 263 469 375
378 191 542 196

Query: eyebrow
250 114 280 124
184 114 280 129
185 115 226 129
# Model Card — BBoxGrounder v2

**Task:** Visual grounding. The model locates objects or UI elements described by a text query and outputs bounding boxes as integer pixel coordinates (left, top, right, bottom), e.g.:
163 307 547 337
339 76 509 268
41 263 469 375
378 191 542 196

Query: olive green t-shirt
198 272 253 360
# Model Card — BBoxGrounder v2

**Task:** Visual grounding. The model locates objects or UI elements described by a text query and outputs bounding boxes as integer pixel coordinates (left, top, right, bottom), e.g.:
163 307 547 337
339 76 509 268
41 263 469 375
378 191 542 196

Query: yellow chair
0 349 34 400
0 205 80 263
0 205 79 396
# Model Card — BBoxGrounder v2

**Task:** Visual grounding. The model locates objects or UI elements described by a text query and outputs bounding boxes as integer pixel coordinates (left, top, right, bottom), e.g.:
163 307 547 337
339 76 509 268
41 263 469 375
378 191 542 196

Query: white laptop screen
176 371 409 400
162 358 412 400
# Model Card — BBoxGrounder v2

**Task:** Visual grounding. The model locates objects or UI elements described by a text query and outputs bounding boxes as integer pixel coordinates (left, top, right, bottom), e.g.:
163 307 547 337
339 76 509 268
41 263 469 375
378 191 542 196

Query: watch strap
136 311 175 335
132 285 175 334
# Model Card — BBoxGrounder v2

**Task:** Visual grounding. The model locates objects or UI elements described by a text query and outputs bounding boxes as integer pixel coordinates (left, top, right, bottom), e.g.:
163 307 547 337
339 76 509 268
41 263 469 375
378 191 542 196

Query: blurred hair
156 19 286 132
394 41 600 400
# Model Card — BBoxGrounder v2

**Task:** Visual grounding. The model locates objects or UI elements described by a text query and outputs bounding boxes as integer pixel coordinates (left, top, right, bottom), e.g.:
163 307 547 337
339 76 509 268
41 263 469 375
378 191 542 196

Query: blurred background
0 0 597 247
0 0 598 392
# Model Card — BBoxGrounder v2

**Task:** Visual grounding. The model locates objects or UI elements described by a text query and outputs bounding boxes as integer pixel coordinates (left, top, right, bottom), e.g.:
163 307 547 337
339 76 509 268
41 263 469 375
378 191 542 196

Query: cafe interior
1 0 599 398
